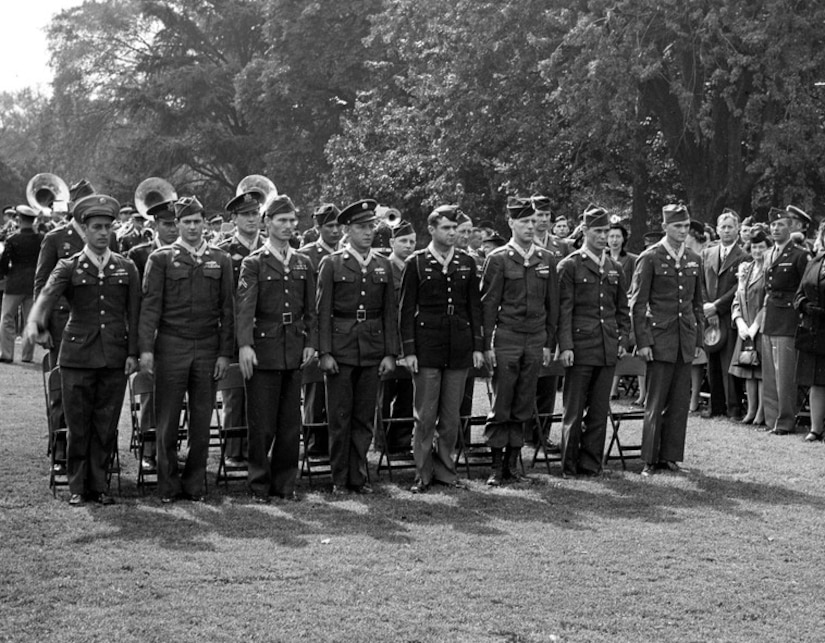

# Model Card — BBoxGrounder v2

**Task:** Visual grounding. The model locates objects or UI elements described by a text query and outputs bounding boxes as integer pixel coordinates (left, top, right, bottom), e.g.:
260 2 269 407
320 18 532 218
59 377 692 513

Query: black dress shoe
640 464 655 477
251 493 270 504
351 484 374 495
68 494 84 506
804 431 824 442
331 485 350 496
181 492 205 502
768 428 792 436
96 493 116 506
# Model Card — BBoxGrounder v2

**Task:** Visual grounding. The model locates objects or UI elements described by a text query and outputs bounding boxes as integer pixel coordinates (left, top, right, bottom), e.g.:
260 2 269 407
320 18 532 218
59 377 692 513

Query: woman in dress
793 221 825 441
730 228 771 425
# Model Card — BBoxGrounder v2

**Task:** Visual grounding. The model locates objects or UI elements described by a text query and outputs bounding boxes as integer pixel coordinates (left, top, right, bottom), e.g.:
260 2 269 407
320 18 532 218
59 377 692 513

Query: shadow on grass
71 459 825 554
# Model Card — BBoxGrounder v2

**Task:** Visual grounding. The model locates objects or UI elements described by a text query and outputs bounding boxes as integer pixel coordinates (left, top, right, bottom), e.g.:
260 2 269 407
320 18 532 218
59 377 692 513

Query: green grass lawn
1 348 824 642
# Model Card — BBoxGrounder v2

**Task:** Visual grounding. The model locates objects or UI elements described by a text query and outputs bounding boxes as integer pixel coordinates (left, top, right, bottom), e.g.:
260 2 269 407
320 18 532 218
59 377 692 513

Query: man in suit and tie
701 209 748 419
761 206 811 435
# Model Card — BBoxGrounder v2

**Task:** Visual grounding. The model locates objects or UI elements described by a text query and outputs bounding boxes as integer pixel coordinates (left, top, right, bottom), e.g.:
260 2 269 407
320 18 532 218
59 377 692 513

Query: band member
557 206 631 476
482 197 559 486
761 206 811 435
400 205 483 492
138 196 234 503
26 195 140 505
218 191 265 467
236 194 317 502
117 204 148 254
630 204 704 476
316 199 399 495
298 203 342 455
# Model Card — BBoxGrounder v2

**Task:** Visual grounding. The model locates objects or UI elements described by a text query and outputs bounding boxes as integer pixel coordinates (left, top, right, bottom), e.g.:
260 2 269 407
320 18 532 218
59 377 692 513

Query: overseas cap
662 204 689 224
392 220 415 239
506 196 534 220
263 194 297 218
582 204 609 228
313 203 340 226
174 196 204 219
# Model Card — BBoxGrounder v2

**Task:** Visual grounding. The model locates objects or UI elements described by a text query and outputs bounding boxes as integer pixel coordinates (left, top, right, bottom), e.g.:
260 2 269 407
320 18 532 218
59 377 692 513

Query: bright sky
0 0 81 94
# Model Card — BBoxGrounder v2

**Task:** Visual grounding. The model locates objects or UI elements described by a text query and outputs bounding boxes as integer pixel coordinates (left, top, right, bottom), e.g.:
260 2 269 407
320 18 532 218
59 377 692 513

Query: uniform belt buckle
446 304 455 315
356 309 367 322
282 312 293 325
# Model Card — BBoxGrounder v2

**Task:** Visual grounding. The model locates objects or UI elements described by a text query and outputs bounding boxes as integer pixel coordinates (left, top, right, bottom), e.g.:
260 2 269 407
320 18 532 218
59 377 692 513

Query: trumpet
135 177 177 216
236 175 277 202
26 173 69 213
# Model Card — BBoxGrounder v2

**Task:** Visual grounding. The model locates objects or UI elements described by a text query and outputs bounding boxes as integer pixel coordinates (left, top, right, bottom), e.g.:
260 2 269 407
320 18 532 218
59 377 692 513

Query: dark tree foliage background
0 0 823 244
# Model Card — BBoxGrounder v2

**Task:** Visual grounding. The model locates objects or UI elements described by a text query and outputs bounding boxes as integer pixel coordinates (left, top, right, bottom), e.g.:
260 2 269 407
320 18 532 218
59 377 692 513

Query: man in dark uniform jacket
761 205 811 435
701 209 748 419
481 197 559 485
557 206 631 477
126 199 180 470
236 194 317 502
400 205 483 493
630 204 704 476
217 191 265 466
0 206 43 363
117 204 147 254
298 203 341 455
26 195 140 505
317 199 399 495
138 196 234 502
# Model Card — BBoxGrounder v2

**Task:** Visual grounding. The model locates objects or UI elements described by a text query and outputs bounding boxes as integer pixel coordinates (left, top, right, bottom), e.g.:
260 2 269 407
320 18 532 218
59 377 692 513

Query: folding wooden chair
214 364 248 486
454 366 494 478
604 355 646 469
45 366 69 496
530 360 565 473
374 364 416 480
129 372 159 491
41 353 53 455
300 362 332 484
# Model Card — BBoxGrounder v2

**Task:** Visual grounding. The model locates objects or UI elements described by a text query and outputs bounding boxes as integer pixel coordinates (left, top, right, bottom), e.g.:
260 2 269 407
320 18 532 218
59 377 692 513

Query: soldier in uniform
0 206 43 363
557 206 631 477
126 199 183 471
236 195 317 502
25 195 140 505
481 197 559 486
298 203 341 455
316 199 399 495
117 204 148 254
138 196 234 503
761 206 811 435
630 204 704 476
400 205 483 493
218 191 265 467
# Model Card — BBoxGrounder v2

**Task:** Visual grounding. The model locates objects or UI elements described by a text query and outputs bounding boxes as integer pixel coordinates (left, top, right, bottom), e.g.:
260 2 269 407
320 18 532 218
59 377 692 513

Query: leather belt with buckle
446 304 455 315
282 312 293 325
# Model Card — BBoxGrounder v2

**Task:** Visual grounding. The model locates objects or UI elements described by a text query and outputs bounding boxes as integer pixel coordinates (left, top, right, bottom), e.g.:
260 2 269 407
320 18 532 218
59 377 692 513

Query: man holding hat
0 206 43 363
236 194 317 502
316 198 399 495
138 195 234 502
298 203 342 456
218 191 266 467
481 196 559 486
26 194 140 505
557 205 631 477
761 205 811 435
400 205 483 492
630 204 704 476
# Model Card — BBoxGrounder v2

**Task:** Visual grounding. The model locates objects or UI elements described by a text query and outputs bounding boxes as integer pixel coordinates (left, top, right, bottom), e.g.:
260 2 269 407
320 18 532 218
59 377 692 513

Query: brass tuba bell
236 175 277 202
26 173 70 213
135 177 178 216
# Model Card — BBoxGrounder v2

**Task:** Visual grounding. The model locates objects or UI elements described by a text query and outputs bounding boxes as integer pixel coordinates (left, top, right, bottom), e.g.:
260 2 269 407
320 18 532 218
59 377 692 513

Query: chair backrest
41 353 51 374
47 367 62 396
130 371 154 397
613 355 647 377
301 361 325 386
216 363 244 392
538 360 565 378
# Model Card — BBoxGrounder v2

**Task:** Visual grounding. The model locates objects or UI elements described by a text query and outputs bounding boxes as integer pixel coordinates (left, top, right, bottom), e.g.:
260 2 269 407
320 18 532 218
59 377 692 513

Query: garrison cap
313 203 340 226
174 196 204 219
69 179 95 203
506 196 534 220
392 220 415 239
582 204 609 228
15 205 37 219
147 200 176 222
662 203 689 224
225 191 262 215
430 204 462 222
74 194 120 223
485 233 507 248
262 194 296 218
531 195 552 214
456 211 472 226
338 199 378 225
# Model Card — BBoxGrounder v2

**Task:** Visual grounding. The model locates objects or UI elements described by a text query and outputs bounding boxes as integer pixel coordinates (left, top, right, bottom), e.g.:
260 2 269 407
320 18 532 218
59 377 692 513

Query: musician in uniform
316 199 399 495
138 196 234 503
218 191 265 467
400 205 483 492
761 206 811 435
236 195 317 502
630 204 704 476
557 206 631 477
117 203 147 254
481 197 559 486
26 195 140 505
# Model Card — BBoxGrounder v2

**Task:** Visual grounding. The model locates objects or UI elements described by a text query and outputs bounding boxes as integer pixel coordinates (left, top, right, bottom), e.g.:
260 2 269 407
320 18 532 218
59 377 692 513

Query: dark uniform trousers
154 333 218 498
630 242 704 465
557 252 630 475
317 248 399 489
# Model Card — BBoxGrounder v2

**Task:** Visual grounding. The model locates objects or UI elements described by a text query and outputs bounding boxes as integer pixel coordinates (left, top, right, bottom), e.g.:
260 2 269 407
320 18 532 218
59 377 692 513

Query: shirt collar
175 238 208 257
